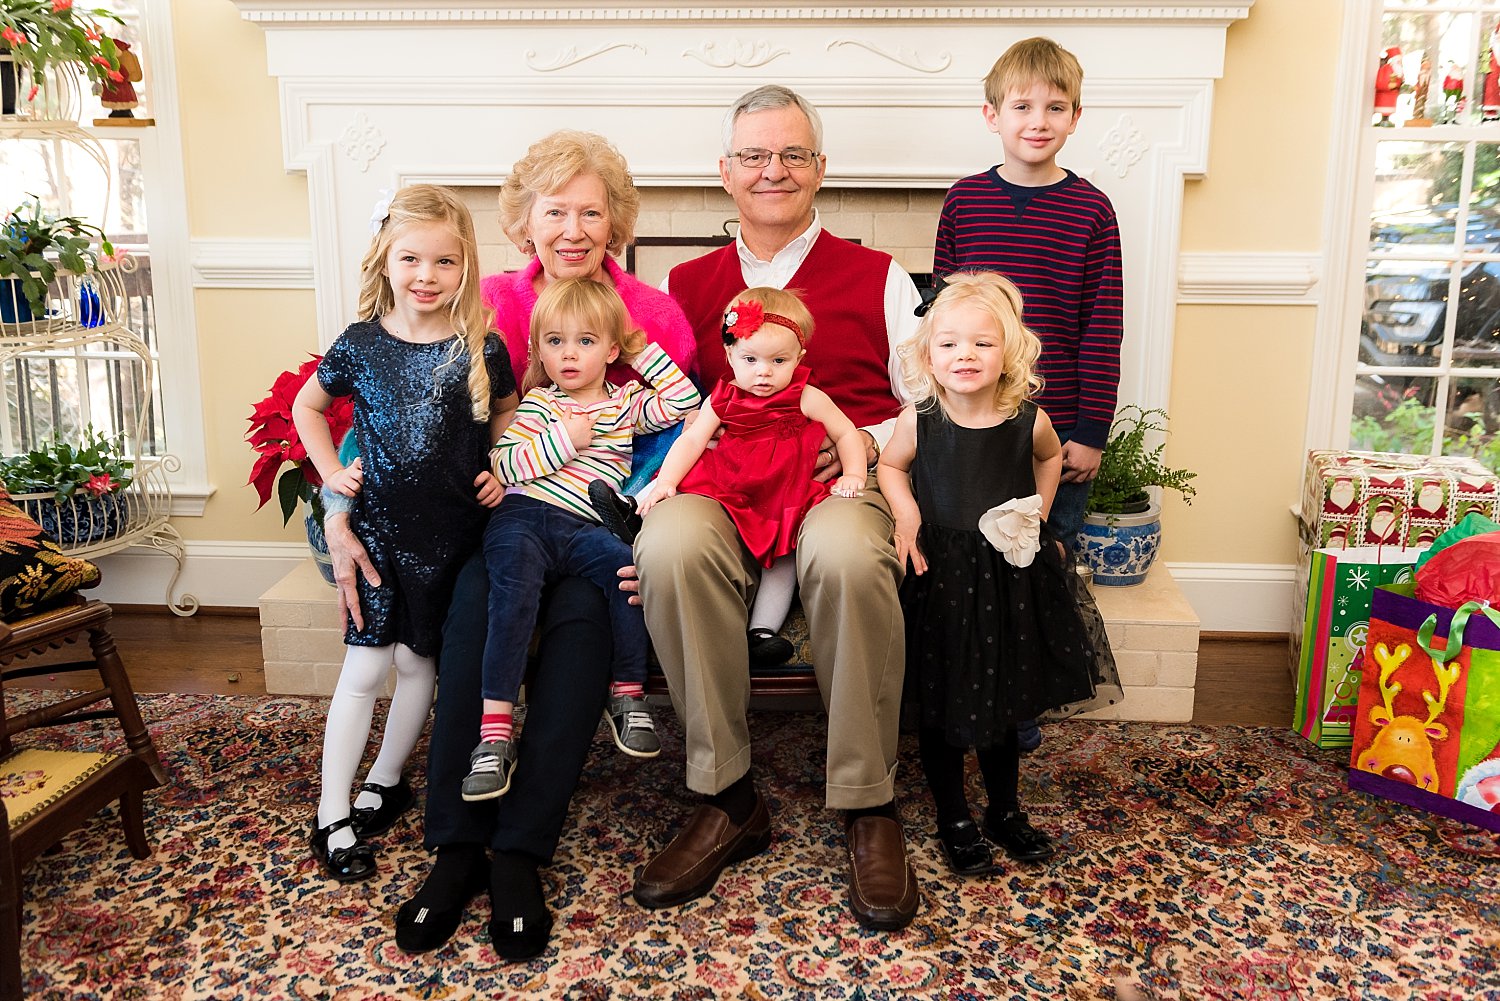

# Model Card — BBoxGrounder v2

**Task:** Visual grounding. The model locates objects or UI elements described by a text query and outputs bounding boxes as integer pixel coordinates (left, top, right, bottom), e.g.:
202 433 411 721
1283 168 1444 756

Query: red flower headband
721 299 805 347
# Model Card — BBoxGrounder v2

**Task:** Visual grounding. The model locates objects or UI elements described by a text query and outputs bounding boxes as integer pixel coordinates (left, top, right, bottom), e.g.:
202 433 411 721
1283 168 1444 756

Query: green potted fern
1076 406 1197 586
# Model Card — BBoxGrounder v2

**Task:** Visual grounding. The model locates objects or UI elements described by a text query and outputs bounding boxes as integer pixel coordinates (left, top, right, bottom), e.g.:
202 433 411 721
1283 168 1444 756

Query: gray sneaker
460 738 517 801
604 695 661 758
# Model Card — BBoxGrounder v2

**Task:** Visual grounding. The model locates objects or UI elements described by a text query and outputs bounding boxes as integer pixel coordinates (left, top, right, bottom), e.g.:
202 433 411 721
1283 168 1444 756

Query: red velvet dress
679 368 831 567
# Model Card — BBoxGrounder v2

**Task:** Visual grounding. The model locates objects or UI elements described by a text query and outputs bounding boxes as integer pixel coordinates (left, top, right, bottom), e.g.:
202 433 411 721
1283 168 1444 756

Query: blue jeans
481 494 646 702
1049 429 1094 554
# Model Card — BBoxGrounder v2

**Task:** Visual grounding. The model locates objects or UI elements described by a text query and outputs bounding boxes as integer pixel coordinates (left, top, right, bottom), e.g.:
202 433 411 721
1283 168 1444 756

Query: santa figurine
1485 25 1500 122
1442 62 1466 123
99 38 143 118
1374 46 1404 126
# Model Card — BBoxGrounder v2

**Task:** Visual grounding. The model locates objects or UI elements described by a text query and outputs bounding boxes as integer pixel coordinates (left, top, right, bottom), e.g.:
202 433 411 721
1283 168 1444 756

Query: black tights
918 724 1020 827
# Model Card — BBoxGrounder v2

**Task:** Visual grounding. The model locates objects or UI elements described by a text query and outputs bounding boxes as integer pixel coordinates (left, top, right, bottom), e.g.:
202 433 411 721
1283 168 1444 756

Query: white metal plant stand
1 89 197 614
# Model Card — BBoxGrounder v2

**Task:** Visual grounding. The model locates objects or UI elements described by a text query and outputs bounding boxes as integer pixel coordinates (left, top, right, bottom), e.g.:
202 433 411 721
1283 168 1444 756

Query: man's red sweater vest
668 233 900 428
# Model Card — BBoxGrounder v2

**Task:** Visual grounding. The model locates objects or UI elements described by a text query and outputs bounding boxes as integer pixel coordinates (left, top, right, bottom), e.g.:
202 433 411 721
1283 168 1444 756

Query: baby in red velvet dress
642 287 867 666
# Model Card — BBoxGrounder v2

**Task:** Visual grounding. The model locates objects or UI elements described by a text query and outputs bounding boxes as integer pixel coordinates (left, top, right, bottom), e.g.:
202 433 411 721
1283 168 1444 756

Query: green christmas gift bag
1294 546 1423 748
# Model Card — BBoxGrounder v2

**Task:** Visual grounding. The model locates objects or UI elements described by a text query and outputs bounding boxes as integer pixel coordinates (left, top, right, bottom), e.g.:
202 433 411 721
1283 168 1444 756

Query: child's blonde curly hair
896 271 1043 421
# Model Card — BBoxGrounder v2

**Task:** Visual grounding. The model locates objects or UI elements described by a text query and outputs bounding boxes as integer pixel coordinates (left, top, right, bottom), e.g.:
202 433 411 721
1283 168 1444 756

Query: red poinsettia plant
246 356 352 526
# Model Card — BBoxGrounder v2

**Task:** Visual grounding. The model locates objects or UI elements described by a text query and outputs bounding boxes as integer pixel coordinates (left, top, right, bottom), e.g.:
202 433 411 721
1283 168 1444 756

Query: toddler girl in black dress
877 271 1120 875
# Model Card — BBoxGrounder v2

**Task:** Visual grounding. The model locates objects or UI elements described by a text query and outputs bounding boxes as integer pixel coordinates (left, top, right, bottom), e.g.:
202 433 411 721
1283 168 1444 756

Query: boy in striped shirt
933 37 1124 757
462 278 700 802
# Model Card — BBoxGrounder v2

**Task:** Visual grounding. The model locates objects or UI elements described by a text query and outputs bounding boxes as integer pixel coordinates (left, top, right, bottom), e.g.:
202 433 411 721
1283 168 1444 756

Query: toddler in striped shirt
462 277 700 802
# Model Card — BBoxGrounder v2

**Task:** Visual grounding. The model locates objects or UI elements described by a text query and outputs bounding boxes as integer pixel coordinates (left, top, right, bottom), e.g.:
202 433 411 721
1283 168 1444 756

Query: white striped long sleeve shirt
491 342 700 521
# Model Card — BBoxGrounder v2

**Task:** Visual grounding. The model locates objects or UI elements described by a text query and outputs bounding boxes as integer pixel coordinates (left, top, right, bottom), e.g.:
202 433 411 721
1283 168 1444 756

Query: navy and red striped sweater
933 168 1123 450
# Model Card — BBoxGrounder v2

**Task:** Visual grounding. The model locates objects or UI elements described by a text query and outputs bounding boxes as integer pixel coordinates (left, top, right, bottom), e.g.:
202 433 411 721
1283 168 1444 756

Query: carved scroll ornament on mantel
1099 114 1149 179
826 40 952 74
525 42 647 72
682 40 789 69
338 113 385 172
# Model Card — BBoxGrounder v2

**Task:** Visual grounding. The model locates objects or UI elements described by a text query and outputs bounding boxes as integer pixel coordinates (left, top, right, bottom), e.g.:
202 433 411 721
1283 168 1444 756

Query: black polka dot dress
901 404 1121 749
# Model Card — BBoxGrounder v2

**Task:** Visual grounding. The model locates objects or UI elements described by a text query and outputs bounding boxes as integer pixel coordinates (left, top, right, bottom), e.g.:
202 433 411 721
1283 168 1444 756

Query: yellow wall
171 0 1343 565
1165 0 1343 564
172 0 312 543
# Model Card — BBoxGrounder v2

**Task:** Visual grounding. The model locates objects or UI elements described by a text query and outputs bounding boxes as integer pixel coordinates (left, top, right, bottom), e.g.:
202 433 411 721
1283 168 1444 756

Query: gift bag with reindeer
1348 583 1500 832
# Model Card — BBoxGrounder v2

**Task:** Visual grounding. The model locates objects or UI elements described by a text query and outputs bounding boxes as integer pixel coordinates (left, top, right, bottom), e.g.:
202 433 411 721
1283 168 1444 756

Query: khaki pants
635 474 905 809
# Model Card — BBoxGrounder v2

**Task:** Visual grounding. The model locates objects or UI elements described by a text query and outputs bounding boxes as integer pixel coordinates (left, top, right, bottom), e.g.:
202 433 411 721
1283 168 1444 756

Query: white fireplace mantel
233 0 1255 414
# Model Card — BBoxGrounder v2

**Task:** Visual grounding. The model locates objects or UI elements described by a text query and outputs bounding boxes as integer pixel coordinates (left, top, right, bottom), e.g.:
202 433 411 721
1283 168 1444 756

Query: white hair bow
978 494 1044 568
369 187 396 236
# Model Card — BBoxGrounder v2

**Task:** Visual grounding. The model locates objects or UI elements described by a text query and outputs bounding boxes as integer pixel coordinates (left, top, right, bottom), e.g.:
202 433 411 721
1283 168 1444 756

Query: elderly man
630 84 922 930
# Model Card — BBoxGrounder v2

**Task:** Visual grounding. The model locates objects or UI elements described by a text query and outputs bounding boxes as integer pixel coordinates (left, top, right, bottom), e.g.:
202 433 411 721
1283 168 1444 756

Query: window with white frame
1352 2 1500 469
0 0 206 507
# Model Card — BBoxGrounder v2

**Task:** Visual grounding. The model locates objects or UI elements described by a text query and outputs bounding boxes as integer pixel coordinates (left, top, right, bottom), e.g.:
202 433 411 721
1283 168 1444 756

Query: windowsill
169 484 216 517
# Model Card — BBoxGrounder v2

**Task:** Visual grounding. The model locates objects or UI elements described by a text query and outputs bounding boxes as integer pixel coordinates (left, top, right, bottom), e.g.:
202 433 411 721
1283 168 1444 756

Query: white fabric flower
978 494 1044 568
369 187 396 236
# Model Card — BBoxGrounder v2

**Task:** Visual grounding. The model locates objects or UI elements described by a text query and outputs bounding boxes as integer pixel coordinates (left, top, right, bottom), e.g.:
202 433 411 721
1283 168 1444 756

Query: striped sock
481 712 512 744
610 681 644 700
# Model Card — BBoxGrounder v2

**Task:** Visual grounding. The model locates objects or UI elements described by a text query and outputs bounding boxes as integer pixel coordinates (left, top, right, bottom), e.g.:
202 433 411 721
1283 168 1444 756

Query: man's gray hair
721 84 825 155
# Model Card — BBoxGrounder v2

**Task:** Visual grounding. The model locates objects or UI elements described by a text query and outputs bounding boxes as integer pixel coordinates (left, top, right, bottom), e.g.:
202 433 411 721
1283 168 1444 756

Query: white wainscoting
92 541 1297 634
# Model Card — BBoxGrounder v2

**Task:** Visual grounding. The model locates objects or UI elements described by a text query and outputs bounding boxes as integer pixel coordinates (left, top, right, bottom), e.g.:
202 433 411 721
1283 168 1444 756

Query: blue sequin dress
317 321 514 655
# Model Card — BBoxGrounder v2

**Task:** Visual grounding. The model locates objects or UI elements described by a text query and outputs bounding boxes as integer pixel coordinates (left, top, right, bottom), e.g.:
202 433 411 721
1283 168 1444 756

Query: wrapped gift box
1299 449 1500 549
1290 450 1500 689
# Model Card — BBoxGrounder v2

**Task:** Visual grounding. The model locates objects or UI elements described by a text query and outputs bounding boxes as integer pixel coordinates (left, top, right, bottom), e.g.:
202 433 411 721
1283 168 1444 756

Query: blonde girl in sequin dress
877 271 1120 877
292 185 519 882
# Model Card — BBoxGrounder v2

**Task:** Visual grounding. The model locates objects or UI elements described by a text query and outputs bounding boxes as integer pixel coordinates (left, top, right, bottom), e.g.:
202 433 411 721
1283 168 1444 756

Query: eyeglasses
729 147 821 169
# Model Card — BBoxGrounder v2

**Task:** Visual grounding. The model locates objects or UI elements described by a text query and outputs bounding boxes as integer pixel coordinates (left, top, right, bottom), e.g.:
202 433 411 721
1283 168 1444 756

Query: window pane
1372 142 1465 253
1446 376 1500 470
1351 374 1440 454
1379 10 1476 126
1363 258 1450 367
1451 258 1500 366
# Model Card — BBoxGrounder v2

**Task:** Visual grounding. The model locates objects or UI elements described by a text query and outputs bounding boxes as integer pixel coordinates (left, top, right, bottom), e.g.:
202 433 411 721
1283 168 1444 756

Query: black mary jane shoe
747 627 795 669
310 816 377 883
350 777 414 839
983 810 1057 864
937 819 997 876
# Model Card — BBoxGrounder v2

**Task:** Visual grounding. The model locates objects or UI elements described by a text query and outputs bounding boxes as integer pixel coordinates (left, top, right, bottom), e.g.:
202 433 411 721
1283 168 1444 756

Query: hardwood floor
8 607 1297 729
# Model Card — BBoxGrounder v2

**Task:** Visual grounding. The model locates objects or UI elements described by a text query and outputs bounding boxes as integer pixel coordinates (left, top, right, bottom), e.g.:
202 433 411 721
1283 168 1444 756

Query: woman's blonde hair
524 278 645 393
498 131 641 256
896 271 1043 421
721 286 815 348
358 184 493 421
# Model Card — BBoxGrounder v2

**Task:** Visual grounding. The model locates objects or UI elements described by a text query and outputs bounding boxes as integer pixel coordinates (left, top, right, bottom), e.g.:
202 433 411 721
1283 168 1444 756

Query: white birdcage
0 121 194 614
0 54 82 125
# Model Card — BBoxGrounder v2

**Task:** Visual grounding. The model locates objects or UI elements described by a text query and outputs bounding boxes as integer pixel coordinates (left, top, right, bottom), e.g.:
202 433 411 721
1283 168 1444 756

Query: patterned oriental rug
8 693 1499 1001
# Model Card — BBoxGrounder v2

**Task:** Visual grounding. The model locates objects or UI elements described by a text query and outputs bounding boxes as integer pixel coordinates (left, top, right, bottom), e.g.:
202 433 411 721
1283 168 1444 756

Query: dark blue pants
423 552 611 859
481 495 645 702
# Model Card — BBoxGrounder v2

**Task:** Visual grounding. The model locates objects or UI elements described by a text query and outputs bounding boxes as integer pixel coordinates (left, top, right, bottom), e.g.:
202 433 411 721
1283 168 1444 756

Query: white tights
748 555 797 634
316 643 434 850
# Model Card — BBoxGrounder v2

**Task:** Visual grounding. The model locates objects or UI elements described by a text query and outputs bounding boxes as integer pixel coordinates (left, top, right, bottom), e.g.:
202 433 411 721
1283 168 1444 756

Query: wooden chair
645 605 821 700
0 596 166 1001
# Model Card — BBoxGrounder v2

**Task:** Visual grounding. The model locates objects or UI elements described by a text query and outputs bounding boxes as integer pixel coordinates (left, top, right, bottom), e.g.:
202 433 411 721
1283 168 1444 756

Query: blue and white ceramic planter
304 504 336 586
1076 501 1161 586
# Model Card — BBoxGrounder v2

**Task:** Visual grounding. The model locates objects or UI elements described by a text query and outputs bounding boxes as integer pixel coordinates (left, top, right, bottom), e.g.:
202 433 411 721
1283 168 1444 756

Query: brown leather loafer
632 791 772 909
846 815 919 930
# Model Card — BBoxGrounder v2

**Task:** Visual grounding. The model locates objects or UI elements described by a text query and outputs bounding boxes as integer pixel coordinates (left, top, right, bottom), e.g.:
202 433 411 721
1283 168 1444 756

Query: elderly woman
485 130 696 398
324 132 695 962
